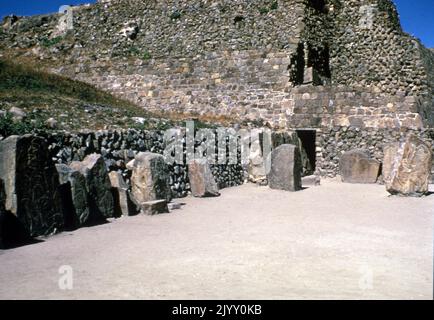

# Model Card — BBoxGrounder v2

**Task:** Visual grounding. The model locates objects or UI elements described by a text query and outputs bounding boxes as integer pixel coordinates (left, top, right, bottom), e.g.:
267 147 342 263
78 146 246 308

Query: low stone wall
41 128 246 199
316 127 434 178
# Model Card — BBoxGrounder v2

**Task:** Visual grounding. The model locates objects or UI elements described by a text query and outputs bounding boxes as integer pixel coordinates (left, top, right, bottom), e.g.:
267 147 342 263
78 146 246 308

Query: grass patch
40 36 63 48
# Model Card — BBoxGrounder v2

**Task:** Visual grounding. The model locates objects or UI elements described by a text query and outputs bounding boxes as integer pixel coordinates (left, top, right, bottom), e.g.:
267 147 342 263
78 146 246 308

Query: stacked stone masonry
1 0 433 128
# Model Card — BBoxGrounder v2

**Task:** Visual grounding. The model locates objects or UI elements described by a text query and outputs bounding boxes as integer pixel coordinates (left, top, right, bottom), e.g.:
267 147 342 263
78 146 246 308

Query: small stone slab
140 200 169 215
339 149 380 184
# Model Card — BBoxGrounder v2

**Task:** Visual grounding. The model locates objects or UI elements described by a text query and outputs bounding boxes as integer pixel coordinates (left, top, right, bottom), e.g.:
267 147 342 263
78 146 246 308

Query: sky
0 0 433 47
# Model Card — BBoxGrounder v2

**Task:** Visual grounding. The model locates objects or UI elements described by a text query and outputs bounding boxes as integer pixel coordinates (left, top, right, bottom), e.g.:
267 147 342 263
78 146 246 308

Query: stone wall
315 127 434 178
42 128 245 199
1 0 433 129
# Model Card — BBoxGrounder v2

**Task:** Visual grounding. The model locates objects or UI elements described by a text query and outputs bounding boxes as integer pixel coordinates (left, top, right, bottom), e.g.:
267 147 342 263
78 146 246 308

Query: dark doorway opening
296 130 316 176
308 0 326 13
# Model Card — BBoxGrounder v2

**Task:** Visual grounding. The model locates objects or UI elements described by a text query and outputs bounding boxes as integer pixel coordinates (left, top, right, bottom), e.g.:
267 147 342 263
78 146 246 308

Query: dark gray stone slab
130 152 172 204
70 153 114 220
0 135 63 237
267 144 302 192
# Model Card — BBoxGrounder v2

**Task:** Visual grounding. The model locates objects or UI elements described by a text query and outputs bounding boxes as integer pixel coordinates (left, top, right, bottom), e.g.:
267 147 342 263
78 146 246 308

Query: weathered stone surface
109 171 137 216
140 200 169 215
188 159 220 197
382 143 399 185
383 135 432 196
55 164 90 227
267 144 302 192
0 135 63 237
129 152 172 204
248 152 267 184
70 153 114 220
339 149 381 184
0 179 6 248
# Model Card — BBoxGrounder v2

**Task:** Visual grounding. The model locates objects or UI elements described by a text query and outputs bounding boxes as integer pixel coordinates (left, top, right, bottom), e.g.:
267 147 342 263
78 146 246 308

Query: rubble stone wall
1 0 433 128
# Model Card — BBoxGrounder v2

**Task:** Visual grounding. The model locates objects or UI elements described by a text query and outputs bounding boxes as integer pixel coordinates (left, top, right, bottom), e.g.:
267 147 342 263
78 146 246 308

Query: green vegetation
128 46 140 56
142 51 152 60
170 10 182 20
259 1 278 15
0 58 172 132
0 59 131 105
40 36 63 48
0 112 49 137
259 7 270 15
270 1 278 10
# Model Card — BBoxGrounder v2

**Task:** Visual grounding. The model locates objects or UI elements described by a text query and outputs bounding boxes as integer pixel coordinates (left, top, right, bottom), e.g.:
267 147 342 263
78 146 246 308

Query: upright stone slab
267 144 302 192
339 149 380 184
70 153 114 220
382 143 399 184
55 164 90 227
188 159 220 197
0 179 6 248
130 152 172 204
109 171 137 216
383 135 432 196
0 135 63 237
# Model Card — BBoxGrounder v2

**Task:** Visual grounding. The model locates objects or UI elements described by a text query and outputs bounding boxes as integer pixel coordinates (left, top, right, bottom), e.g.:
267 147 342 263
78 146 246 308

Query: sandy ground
0 180 432 300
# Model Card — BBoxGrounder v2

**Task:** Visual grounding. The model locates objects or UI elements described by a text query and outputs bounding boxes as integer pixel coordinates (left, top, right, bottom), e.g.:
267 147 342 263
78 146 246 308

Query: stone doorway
296 129 316 176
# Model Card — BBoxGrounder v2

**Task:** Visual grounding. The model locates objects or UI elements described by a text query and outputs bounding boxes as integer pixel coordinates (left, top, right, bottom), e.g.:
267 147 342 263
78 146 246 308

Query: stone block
109 171 138 217
188 158 220 197
383 135 432 196
130 152 172 203
339 149 380 184
0 135 63 237
267 144 302 191
140 200 169 215
70 153 115 220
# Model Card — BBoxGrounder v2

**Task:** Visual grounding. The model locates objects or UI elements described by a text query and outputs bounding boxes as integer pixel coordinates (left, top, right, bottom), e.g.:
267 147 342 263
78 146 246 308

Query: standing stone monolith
188 158 220 197
70 153 114 220
109 171 137 216
0 179 6 248
339 149 380 184
267 144 302 191
55 164 90 227
129 152 172 204
0 135 63 237
383 135 432 196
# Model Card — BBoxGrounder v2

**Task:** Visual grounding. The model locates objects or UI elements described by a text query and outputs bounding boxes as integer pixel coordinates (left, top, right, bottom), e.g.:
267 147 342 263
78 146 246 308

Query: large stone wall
1 0 433 128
